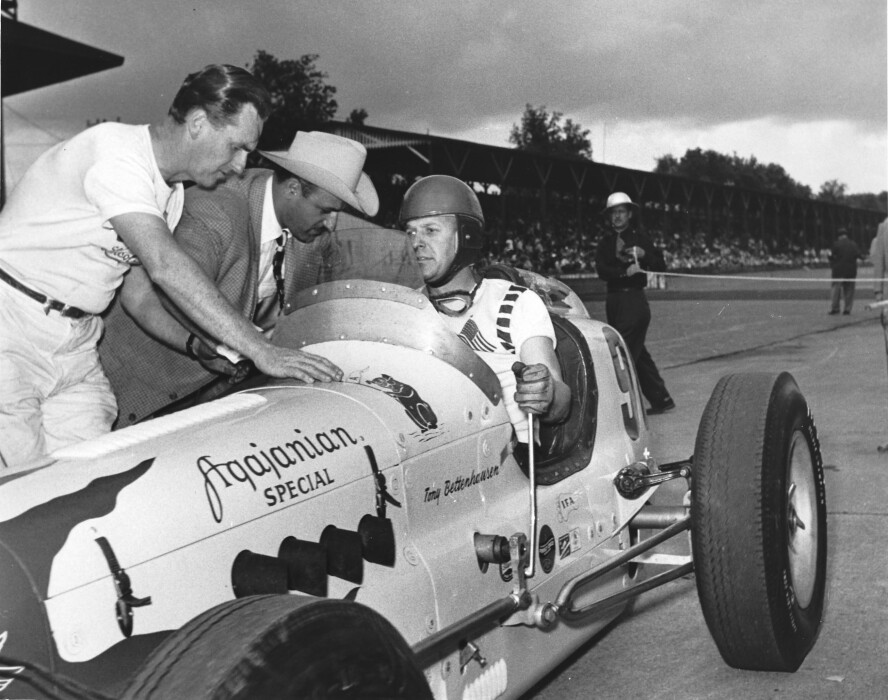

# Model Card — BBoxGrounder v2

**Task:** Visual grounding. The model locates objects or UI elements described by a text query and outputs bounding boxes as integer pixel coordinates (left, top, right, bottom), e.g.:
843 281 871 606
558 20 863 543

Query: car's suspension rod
412 591 530 668
412 533 532 667
556 560 694 622
552 515 691 620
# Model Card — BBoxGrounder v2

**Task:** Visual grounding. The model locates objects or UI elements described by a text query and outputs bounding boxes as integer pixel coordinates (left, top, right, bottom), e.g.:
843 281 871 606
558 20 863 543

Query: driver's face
406 215 459 284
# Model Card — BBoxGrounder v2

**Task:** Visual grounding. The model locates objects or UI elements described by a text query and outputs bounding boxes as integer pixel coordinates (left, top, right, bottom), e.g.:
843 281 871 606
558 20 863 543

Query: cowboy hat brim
259 150 380 217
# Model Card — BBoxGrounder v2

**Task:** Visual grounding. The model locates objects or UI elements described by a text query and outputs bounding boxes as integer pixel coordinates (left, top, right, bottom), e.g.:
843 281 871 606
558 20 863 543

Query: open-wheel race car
0 227 826 699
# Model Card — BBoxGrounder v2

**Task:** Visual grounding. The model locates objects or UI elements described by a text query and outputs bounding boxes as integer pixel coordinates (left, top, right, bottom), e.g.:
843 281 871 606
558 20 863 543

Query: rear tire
692 372 826 671
122 595 431 699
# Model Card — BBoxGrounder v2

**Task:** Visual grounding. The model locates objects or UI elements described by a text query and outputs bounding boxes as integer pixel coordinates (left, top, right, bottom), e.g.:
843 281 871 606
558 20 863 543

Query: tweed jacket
99 169 334 428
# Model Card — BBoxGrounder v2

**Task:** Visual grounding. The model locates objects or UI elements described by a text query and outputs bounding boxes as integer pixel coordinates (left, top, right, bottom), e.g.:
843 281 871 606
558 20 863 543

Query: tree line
249 51 886 213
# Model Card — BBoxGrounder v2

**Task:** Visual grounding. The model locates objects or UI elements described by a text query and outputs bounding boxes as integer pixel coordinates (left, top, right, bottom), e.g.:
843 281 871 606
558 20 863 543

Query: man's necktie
272 229 290 311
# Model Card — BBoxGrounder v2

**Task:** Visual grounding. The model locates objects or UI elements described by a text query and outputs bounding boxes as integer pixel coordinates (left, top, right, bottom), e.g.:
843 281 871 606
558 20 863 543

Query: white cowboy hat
601 191 639 214
259 131 379 216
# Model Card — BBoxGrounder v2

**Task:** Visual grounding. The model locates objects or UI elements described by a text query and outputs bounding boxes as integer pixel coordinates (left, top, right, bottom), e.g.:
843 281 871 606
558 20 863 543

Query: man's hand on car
253 344 343 383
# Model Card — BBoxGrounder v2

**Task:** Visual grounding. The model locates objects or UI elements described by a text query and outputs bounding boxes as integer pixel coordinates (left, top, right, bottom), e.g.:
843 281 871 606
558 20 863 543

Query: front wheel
691 372 827 672
122 595 432 699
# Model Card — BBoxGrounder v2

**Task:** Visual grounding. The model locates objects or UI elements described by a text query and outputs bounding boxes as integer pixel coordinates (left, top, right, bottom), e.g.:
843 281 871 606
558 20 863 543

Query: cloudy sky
5 0 886 193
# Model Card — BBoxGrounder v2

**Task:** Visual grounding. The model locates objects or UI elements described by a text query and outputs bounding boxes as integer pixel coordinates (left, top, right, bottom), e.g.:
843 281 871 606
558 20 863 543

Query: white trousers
0 284 117 472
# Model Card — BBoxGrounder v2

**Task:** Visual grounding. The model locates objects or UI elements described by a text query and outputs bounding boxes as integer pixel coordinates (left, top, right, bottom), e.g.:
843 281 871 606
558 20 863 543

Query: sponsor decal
558 528 583 560
421 465 501 505
197 425 362 522
103 243 140 266
539 525 556 573
0 631 24 693
556 491 582 522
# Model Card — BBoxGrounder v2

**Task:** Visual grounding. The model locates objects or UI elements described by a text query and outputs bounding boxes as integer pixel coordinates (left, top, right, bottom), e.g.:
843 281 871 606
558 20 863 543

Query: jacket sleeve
639 233 666 273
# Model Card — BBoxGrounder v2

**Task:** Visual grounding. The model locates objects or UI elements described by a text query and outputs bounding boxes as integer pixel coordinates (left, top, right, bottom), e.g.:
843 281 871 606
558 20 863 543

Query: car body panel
0 229 669 699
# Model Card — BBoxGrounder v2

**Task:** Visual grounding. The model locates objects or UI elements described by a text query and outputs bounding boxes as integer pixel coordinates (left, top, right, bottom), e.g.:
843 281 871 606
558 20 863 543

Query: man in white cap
100 131 379 427
595 192 674 414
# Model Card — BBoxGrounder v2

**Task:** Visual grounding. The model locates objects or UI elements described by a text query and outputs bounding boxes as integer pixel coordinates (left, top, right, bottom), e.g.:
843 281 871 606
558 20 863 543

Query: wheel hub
786 431 818 609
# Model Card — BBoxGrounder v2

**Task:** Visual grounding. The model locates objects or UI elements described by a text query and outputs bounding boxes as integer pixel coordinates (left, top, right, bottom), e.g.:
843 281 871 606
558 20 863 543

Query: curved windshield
323 221 424 289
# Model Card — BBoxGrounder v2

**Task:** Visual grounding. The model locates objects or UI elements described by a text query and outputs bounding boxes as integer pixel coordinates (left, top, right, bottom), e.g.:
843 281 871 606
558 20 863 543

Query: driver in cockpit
400 175 571 446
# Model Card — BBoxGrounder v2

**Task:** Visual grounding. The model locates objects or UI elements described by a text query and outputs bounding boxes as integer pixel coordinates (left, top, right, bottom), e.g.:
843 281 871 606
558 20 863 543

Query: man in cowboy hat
595 192 675 415
99 131 379 428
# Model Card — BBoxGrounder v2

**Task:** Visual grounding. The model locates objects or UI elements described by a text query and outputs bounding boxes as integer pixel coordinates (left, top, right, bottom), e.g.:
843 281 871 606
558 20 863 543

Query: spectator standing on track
0 65 341 473
828 228 863 315
872 217 888 303
595 192 675 415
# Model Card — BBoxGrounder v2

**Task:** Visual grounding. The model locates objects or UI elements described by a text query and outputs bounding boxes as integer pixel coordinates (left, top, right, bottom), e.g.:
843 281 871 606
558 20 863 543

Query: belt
0 266 90 319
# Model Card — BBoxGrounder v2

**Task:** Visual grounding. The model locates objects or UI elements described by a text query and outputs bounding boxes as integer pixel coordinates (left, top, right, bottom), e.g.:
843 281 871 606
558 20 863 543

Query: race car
0 227 826 699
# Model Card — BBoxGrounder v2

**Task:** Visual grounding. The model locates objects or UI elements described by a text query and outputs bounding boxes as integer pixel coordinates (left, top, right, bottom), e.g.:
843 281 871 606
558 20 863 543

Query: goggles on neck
429 285 479 316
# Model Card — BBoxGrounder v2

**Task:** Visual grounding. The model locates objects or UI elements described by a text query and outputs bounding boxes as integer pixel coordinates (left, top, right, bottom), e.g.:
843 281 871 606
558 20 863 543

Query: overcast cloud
5 0 886 192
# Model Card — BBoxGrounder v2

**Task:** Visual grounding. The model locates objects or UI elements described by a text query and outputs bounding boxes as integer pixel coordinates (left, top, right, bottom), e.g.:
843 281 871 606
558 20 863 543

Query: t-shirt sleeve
511 287 557 353
83 151 166 223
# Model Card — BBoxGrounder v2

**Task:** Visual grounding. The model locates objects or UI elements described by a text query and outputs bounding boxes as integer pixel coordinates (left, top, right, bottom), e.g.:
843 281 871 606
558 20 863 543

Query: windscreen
323 217 424 290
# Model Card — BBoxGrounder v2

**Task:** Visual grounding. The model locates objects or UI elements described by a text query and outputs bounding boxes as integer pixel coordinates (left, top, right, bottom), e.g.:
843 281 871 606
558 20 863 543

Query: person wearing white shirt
0 65 347 472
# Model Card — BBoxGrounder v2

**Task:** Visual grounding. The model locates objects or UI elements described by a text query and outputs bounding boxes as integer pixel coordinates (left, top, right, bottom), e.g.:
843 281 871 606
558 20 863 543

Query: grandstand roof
326 121 884 224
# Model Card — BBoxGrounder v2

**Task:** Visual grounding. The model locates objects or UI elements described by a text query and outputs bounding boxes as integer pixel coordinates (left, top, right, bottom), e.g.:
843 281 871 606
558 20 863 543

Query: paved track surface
523 272 888 700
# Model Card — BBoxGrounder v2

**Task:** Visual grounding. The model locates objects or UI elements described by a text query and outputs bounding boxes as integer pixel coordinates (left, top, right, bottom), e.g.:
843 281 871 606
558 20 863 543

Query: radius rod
554 514 692 621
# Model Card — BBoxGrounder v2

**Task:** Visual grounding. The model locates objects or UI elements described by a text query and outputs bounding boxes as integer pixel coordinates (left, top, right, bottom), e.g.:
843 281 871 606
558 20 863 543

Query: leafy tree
248 50 338 149
817 179 847 203
347 108 368 126
509 104 592 159
654 148 811 199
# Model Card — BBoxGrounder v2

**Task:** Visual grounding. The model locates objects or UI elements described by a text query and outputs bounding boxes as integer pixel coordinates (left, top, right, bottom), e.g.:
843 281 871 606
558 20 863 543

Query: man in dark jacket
828 229 863 315
595 192 674 414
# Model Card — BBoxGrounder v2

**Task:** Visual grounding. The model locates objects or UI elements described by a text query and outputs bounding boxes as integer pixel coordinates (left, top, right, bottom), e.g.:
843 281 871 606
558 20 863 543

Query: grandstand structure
329 121 884 252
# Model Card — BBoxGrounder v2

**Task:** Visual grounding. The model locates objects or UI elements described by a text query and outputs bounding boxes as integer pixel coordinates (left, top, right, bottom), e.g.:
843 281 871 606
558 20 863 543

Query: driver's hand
254 344 343 383
625 263 644 277
512 362 554 415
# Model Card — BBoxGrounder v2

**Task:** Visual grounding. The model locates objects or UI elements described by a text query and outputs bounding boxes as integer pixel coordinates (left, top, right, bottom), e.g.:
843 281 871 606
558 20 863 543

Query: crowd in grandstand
482 217 835 277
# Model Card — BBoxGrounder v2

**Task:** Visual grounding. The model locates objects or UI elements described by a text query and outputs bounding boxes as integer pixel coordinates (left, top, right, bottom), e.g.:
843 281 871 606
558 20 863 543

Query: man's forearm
149 259 267 361
119 268 191 352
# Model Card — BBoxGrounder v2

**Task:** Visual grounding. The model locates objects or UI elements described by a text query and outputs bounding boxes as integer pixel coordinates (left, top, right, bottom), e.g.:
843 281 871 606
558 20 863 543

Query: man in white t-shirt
399 175 571 443
0 65 341 472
